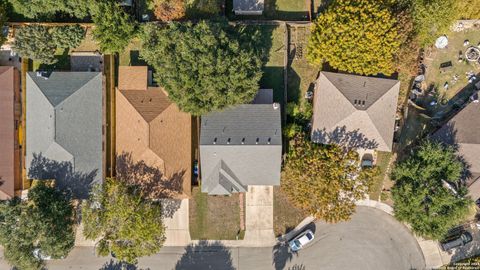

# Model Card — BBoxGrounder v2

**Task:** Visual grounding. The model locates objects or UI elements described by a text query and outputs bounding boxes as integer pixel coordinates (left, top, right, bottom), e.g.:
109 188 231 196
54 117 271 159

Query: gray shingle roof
311 72 399 152
432 99 480 176
200 104 282 195
26 72 103 197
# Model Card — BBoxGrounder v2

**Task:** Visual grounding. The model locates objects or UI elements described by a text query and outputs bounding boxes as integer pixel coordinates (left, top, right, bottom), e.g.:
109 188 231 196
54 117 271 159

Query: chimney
273 103 280 110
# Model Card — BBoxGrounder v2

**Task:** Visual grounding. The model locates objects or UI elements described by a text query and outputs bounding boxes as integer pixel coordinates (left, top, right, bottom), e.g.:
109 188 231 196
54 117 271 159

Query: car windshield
294 240 301 247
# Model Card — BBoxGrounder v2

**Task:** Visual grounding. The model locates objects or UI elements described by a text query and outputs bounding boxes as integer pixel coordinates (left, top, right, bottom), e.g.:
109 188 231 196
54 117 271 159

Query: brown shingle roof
0 67 20 200
118 66 148 91
120 89 171 122
311 72 400 152
116 67 192 198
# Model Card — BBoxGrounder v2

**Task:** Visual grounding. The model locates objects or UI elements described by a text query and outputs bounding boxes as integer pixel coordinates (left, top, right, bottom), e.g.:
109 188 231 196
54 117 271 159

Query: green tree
282 134 377 222
82 178 165 264
0 2 7 46
0 182 74 270
13 25 57 64
51 25 86 49
307 0 400 76
140 21 263 115
409 0 456 46
391 140 473 240
91 0 136 53
8 0 90 19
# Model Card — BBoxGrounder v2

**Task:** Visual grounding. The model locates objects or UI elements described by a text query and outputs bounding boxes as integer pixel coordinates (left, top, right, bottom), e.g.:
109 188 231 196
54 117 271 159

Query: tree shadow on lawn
174 241 235 270
273 222 316 270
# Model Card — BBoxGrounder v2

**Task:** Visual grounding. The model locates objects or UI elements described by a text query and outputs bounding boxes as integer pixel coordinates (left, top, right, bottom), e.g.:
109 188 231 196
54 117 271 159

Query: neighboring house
116 66 192 198
432 93 480 200
311 72 400 156
200 91 282 195
233 0 264 15
26 72 104 198
0 67 21 200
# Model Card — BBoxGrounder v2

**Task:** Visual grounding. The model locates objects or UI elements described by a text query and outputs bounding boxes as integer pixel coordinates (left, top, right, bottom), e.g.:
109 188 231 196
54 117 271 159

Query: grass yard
189 187 244 240
265 0 309 20
32 48 71 71
250 25 286 104
288 25 318 105
273 186 307 237
118 38 145 67
186 0 223 18
424 28 480 100
72 27 100 53
368 151 392 201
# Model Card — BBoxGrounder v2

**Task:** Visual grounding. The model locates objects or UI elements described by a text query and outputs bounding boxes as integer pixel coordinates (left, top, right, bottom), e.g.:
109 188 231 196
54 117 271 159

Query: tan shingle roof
118 66 148 91
116 67 192 198
311 72 399 152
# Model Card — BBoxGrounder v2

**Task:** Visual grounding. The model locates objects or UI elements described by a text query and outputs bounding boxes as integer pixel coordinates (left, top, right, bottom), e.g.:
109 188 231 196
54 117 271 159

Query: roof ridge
55 73 101 108
322 72 357 115
28 74 55 107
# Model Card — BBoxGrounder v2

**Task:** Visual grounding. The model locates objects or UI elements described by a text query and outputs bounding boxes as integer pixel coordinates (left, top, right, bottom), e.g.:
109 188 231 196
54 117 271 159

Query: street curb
276 216 316 242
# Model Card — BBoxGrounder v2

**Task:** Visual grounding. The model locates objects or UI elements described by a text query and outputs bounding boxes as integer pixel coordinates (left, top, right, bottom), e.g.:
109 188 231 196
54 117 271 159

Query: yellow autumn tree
307 0 400 76
282 134 378 223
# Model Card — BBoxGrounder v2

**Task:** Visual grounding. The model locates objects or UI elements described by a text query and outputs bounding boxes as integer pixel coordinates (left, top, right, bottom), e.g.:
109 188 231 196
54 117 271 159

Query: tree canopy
8 0 90 19
13 25 57 64
307 0 399 76
13 24 85 64
282 134 377 222
91 0 136 53
0 2 7 46
140 21 263 115
0 182 75 270
82 178 165 264
391 140 473 240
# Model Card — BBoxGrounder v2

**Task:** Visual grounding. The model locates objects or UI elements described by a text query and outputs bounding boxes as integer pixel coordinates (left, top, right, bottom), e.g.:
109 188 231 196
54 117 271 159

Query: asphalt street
0 206 425 270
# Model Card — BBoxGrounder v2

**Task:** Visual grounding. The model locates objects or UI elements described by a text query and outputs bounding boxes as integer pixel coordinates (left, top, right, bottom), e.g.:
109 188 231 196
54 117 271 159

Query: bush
13 25 57 64
153 0 185 21
51 25 86 49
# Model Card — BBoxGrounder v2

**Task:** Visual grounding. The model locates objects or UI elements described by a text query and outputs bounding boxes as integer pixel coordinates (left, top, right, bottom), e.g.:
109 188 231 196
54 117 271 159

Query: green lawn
118 38 145 67
189 187 244 240
245 25 286 104
32 49 71 71
273 186 307 237
265 0 309 20
368 151 392 201
288 25 319 105
185 0 223 18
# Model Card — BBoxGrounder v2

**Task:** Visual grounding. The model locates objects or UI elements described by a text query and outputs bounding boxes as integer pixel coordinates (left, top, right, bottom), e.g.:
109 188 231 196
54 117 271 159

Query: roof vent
227 138 231 144
273 103 280 110
363 81 366 87
361 100 365 106
354 99 358 105
267 138 271 144
241 138 245 144
256 138 259 144
213 137 217 144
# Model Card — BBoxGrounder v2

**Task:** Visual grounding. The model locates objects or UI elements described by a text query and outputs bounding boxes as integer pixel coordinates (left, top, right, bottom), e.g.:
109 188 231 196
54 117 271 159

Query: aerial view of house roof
432 96 480 198
233 0 264 15
311 72 400 152
0 67 20 200
26 72 104 197
200 103 282 195
116 66 192 198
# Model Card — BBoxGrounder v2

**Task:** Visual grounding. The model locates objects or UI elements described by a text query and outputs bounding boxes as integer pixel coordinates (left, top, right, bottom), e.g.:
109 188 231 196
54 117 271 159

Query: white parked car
288 229 315 252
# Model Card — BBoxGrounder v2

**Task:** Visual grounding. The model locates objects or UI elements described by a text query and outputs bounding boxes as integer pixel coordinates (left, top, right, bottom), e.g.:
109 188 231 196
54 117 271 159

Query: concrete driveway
244 185 276 245
277 206 425 270
161 199 191 246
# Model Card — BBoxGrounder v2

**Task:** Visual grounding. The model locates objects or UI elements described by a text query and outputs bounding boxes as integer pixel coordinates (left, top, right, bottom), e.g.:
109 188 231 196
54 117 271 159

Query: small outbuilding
233 0 264 15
